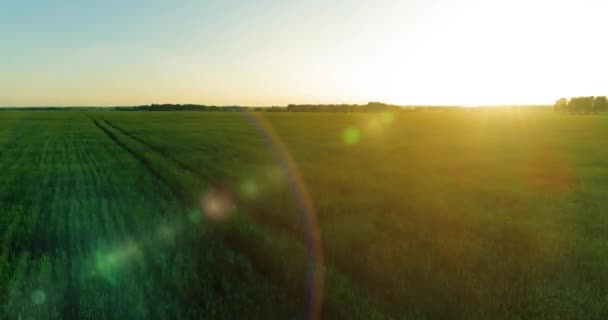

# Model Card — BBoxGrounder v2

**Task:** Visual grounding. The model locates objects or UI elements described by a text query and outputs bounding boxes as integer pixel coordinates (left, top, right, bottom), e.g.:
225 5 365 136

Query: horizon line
0 103 553 108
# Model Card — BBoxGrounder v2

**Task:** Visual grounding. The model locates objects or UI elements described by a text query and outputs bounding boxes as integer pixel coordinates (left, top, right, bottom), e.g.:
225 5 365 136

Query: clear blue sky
1 0 607 106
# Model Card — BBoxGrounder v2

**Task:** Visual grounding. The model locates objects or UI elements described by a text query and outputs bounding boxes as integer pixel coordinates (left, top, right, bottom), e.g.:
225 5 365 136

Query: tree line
554 96 608 113
132 102 407 112
132 104 247 111
286 102 404 112
128 103 539 113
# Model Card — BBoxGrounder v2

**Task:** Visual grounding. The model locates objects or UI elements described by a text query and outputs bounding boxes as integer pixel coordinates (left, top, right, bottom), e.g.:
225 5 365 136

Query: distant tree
584 96 595 113
554 98 568 112
567 97 593 113
555 96 608 114
567 98 579 113
286 102 401 112
593 96 608 112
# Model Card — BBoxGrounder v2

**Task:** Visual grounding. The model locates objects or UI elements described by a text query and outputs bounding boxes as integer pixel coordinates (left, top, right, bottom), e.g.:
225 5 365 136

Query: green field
1 110 608 319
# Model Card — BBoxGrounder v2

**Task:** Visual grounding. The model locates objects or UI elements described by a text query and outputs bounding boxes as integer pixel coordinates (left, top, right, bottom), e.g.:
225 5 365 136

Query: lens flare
367 112 395 132
188 209 202 225
158 225 178 242
381 111 395 125
31 289 46 305
240 178 259 198
242 111 324 320
343 127 360 145
92 241 142 285
200 188 235 222
266 165 285 186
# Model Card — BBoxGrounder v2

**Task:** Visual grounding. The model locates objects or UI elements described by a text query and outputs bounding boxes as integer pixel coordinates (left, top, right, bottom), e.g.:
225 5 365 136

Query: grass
1 109 608 318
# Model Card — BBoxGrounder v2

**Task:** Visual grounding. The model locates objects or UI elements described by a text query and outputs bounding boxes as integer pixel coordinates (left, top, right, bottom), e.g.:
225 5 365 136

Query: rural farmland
1 109 608 319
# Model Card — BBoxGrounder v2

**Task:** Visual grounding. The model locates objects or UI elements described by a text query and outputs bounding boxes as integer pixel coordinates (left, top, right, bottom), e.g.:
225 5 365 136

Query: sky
1 0 607 107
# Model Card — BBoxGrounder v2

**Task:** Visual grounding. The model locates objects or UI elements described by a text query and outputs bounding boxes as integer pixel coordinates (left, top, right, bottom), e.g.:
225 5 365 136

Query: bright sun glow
1 0 607 106
319 0 608 106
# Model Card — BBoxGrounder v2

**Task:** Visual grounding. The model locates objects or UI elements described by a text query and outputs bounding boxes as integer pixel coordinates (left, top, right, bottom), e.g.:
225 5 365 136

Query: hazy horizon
2 0 607 107
0 103 553 108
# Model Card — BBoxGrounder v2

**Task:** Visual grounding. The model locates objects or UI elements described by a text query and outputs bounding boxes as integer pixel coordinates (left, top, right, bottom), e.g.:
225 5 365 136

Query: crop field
1 110 608 319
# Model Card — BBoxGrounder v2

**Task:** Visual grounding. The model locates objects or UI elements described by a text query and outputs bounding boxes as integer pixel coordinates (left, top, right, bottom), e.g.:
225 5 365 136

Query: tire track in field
94 117 313 313
90 115 320 318
81 120 166 308
89 116 185 317
92 116 314 310
89 113 205 196
90 130 176 319
89 117 171 271
77 113 116 202
76 119 156 317
90 117 191 205
102 118 317 255
91 115 268 318
101 119 211 181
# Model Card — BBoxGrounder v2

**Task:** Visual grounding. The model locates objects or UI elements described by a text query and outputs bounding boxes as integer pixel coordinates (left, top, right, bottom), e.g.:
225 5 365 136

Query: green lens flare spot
94 252 118 285
240 179 258 198
31 290 46 305
343 127 360 145
188 209 202 224
381 111 394 124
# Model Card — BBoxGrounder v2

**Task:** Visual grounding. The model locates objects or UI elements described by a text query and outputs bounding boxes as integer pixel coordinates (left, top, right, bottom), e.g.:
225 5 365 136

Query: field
1 109 608 319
